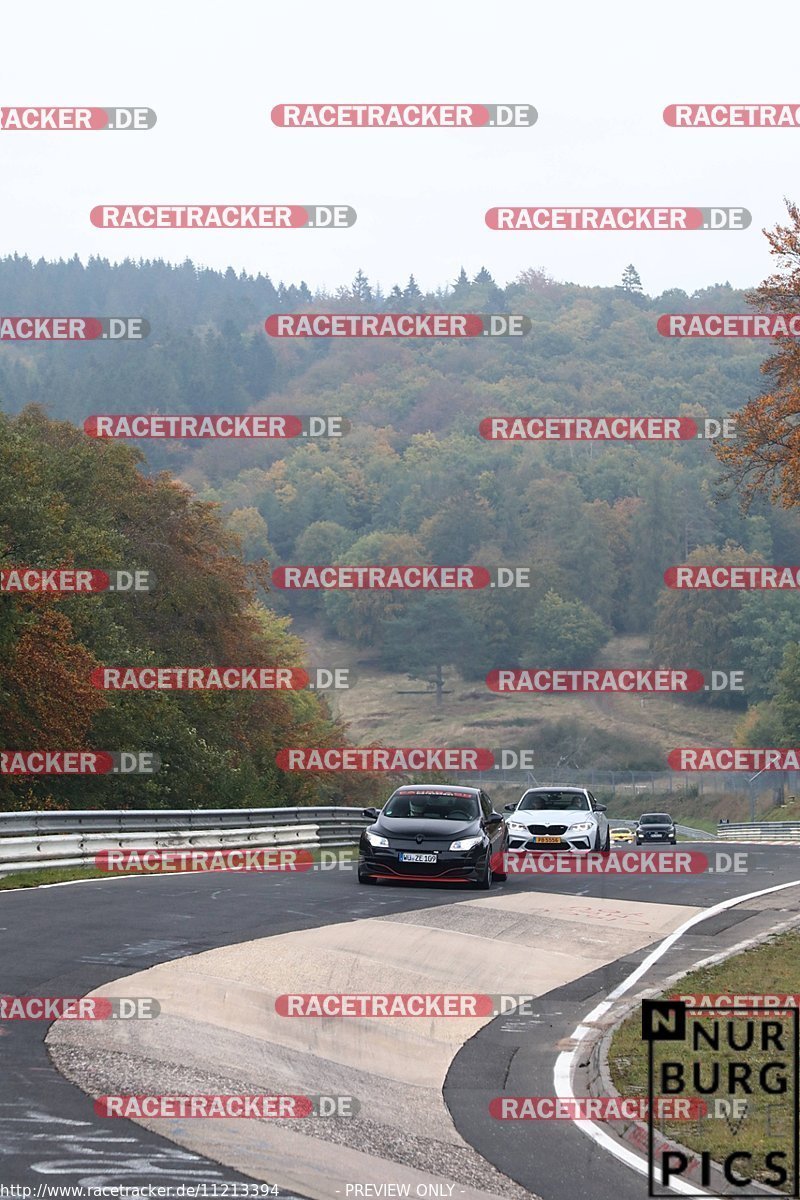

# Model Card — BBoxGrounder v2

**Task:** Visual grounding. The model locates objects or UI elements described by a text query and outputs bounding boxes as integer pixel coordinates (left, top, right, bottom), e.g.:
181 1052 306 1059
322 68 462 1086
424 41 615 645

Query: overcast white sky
2 0 798 297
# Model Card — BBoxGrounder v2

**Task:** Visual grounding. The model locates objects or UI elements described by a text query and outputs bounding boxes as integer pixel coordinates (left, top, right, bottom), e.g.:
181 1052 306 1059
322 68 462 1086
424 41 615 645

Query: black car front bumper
358 842 490 883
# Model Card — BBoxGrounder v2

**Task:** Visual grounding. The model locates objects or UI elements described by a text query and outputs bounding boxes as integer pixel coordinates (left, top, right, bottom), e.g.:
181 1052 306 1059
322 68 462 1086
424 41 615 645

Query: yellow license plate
531 836 562 844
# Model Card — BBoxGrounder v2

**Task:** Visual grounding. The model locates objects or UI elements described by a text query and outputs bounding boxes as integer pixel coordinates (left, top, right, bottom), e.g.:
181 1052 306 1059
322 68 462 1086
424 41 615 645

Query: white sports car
503 786 610 852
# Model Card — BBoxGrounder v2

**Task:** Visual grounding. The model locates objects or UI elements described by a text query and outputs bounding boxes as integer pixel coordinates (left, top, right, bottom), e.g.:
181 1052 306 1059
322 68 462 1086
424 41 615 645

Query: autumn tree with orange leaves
0 407 379 811
717 200 800 505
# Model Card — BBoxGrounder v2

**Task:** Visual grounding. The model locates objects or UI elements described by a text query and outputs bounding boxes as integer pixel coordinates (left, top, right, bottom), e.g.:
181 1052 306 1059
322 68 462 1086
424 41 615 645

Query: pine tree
403 274 422 307
352 269 373 304
453 267 470 294
620 264 643 294
474 266 495 285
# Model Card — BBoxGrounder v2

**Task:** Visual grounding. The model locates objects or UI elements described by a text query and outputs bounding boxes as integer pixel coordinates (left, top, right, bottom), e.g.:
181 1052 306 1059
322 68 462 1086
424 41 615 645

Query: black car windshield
383 792 480 820
517 791 590 811
640 814 672 824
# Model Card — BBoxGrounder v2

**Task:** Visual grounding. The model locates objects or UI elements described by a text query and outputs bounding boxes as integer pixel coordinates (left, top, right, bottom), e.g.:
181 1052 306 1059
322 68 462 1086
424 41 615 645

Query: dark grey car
635 812 676 845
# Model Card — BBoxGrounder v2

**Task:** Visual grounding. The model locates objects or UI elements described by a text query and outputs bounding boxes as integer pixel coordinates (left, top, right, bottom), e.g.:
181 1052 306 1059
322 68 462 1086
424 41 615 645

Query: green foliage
4 257 800 718
521 590 609 668
0 408 349 810
651 543 740 703
730 592 800 704
773 643 800 745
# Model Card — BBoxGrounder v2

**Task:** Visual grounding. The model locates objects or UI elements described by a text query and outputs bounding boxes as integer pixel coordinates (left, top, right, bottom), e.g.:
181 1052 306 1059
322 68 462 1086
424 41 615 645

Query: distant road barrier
717 821 800 843
675 824 718 840
0 807 372 875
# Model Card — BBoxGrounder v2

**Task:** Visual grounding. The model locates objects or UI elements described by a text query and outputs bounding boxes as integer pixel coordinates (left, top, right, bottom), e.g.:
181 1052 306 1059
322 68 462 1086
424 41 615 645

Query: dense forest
0 406 379 809
3 254 800 800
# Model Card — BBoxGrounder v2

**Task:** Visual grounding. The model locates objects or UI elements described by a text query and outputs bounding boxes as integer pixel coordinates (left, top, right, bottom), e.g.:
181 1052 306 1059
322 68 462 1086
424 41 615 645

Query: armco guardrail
0 806 372 874
0 806 722 876
717 821 800 843
676 824 718 840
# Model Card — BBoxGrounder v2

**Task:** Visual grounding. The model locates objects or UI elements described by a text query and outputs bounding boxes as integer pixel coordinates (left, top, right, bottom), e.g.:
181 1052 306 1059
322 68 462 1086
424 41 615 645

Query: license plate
399 852 437 863
530 836 562 844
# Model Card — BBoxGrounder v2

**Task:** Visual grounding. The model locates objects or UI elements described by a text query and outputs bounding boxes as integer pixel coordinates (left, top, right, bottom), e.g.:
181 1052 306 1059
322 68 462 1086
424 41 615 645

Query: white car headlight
365 830 389 848
567 821 595 834
450 835 484 851
507 821 528 833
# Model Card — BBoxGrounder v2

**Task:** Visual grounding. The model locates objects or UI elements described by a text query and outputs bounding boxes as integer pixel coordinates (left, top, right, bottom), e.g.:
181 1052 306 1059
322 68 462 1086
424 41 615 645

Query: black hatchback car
358 784 508 887
635 813 677 845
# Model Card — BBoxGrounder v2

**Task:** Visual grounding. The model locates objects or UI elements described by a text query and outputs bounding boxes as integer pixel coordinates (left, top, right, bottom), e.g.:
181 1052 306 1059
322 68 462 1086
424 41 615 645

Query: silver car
504 786 610 852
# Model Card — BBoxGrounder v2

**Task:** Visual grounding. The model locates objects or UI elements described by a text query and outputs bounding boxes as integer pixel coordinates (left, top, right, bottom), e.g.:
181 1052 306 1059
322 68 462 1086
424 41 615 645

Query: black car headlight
449 835 484 851
365 830 389 848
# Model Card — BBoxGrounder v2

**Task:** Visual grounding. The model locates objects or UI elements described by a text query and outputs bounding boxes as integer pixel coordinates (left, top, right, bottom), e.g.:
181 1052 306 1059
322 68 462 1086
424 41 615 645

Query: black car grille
391 839 451 850
522 824 568 836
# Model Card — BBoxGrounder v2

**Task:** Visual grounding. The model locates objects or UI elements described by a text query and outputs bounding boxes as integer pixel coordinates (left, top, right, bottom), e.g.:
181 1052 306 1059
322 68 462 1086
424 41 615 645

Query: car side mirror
596 804 607 812
362 807 379 819
490 811 503 821
503 803 516 812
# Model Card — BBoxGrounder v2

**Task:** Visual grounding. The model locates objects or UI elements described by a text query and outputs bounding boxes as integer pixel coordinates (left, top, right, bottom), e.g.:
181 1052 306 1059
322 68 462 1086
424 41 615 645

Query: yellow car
610 826 635 844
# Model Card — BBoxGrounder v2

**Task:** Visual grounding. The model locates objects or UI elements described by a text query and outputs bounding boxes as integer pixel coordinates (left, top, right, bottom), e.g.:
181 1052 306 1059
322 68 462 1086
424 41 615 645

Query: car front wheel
477 855 493 889
492 845 508 881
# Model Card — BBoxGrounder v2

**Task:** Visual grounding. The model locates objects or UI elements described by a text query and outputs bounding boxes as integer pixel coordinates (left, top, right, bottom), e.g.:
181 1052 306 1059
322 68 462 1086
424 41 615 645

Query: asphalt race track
2 843 799 1198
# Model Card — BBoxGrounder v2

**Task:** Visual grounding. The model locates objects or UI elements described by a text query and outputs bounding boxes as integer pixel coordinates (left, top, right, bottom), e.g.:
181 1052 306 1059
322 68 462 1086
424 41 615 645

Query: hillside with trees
0 407 367 810
3 250 800 779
